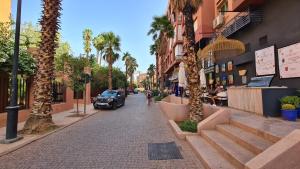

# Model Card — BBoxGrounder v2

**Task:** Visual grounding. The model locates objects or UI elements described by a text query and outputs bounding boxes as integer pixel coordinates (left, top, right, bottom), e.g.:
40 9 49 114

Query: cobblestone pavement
0 94 203 169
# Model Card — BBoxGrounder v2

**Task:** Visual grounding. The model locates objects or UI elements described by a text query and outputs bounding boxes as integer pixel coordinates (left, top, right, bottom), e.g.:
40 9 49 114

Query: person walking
146 89 152 106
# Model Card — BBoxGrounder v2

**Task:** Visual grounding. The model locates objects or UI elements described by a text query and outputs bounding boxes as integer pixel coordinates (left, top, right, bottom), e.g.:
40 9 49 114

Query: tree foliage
0 21 36 75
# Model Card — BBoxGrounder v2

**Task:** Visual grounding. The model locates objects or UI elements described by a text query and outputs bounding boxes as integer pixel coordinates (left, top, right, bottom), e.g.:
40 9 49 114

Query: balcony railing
220 9 263 37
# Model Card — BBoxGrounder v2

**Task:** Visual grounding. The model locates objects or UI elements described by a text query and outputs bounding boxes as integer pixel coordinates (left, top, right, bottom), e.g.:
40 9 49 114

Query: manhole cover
148 142 183 160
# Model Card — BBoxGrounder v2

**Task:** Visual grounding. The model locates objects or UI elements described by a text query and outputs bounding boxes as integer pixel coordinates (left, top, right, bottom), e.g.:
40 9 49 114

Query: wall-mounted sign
278 42 300 79
227 61 233 71
255 46 275 76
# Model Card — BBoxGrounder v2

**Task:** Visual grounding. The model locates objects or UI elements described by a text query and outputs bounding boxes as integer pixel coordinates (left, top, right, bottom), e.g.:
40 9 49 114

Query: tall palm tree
170 0 203 122
93 34 105 66
102 32 121 90
127 57 138 90
23 0 62 133
147 64 156 89
148 15 174 91
83 28 93 58
122 52 131 96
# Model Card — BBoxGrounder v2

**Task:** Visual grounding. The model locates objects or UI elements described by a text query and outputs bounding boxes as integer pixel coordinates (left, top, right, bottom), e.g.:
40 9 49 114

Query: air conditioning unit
213 14 224 29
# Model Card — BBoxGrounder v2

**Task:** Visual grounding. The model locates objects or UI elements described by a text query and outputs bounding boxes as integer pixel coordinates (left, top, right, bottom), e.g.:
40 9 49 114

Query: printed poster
255 46 275 76
278 42 300 78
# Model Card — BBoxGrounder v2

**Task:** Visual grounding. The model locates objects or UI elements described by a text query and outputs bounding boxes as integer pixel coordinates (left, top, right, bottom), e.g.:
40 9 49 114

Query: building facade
208 0 300 88
158 0 300 90
0 0 11 22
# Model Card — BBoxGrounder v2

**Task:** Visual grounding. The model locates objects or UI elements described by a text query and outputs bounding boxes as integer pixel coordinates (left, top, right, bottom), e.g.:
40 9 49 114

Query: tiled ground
0 94 203 169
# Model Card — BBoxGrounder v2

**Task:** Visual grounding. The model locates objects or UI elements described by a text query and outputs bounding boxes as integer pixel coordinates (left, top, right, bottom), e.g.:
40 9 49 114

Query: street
0 94 203 169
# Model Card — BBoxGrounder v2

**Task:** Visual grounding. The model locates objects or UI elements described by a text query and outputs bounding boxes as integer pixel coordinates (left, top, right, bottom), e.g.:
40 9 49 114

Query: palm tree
170 0 203 122
83 28 93 58
93 34 105 66
122 52 131 96
148 15 174 91
127 57 138 90
102 32 121 90
23 0 62 133
147 64 156 89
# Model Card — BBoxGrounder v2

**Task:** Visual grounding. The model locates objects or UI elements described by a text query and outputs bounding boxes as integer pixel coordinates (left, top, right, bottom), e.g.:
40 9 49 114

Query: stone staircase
186 116 277 169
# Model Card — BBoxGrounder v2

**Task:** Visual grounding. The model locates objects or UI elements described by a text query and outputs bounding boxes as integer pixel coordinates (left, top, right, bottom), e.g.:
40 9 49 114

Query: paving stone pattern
0 94 203 169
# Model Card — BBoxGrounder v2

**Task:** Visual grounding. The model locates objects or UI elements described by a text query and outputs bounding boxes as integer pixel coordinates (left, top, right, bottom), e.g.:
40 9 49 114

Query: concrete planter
159 95 189 122
159 95 221 122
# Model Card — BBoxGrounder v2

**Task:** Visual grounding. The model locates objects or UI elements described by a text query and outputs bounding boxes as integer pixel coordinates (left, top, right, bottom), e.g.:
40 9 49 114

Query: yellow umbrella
199 35 245 59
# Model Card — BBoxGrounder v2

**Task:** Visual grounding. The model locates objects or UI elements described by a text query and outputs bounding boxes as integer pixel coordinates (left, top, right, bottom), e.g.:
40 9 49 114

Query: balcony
233 0 265 11
220 9 263 37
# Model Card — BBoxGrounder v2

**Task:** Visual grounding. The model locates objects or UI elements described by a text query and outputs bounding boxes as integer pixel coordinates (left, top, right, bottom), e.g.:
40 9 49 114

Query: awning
199 35 246 59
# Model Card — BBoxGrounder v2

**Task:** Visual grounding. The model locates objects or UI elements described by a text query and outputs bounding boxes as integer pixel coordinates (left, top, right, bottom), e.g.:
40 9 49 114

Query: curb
0 110 99 157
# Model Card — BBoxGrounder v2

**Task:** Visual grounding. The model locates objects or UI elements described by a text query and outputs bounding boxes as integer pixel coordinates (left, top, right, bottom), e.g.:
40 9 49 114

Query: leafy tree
68 56 89 114
93 34 105 66
102 32 121 90
83 28 93 58
54 42 72 72
170 0 203 122
20 22 41 49
91 66 127 96
0 21 36 75
23 0 62 133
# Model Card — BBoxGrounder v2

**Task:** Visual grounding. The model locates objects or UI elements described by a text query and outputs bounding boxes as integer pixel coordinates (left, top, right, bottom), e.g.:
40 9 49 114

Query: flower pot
281 109 298 121
297 107 300 118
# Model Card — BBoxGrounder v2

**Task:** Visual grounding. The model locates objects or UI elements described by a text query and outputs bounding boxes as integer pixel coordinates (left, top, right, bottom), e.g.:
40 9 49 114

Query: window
175 44 183 58
178 26 183 41
173 27 177 43
219 1 228 15
259 35 268 46
169 38 173 49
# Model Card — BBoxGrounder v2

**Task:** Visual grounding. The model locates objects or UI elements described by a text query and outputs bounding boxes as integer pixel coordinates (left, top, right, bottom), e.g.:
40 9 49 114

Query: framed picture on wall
221 63 226 72
215 64 219 74
228 74 234 85
227 61 233 71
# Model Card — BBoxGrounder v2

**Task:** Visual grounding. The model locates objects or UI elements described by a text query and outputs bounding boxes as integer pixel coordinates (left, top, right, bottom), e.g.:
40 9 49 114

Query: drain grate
148 142 183 160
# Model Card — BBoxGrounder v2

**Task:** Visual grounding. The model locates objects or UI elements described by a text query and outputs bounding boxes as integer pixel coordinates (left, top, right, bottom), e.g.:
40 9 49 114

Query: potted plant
280 96 300 119
281 104 297 121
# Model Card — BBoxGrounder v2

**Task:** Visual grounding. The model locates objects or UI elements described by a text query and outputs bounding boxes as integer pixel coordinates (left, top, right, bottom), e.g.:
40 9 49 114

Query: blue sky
12 0 168 72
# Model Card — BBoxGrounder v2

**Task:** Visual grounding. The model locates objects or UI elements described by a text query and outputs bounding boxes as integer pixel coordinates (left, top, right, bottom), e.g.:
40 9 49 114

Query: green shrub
280 96 300 107
154 96 162 102
152 89 160 97
282 104 296 110
178 120 198 133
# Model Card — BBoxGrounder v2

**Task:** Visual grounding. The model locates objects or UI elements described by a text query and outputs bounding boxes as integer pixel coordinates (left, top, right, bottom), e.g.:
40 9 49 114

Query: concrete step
216 124 273 154
230 118 281 143
201 130 255 169
186 135 235 169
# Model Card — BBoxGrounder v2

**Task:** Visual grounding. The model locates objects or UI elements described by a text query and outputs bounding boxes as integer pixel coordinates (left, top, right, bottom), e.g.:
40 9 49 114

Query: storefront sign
278 42 300 78
255 46 275 76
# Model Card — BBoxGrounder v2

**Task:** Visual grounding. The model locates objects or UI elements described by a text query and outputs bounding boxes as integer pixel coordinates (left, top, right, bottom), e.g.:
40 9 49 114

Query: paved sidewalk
0 104 98 156
0 94 204 169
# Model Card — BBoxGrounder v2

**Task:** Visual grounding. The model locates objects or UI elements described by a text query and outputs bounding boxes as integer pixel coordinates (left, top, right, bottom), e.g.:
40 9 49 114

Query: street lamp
1 0 23 144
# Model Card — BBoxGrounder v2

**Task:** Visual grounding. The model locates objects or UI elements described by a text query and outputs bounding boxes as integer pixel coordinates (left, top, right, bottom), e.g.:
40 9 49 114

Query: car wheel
122 100 125 106
112 102 117 110
93 104 98 109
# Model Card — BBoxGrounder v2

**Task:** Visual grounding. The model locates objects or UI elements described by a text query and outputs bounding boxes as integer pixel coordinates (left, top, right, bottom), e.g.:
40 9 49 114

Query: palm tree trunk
96 51 100 65
23 0 62 133
125 65 128 97
99 51 103 67
183 4 203 122
108 55 113 90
